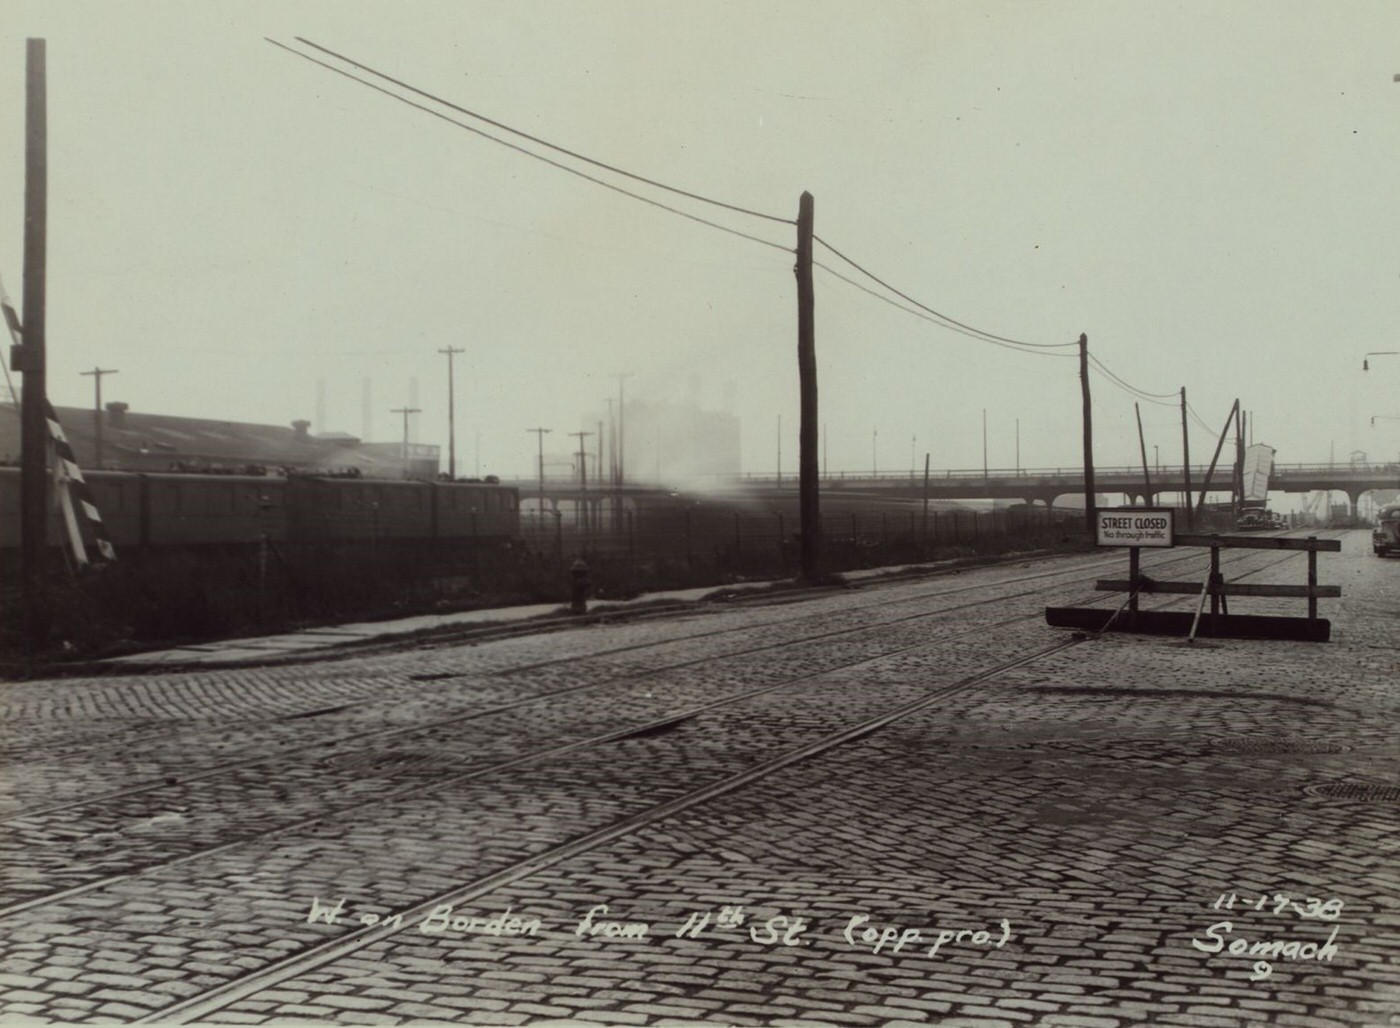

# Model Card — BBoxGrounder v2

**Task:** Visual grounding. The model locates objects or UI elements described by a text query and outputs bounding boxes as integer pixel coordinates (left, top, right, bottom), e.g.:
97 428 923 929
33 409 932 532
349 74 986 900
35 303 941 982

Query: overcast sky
1 2 1398 482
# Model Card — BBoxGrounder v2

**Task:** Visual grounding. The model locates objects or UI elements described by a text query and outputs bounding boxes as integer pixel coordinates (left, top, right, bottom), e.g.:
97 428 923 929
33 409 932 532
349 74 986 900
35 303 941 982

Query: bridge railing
722 462 1400 485
504 462 1398 496
728 464 1231 484
1270 462 1400 476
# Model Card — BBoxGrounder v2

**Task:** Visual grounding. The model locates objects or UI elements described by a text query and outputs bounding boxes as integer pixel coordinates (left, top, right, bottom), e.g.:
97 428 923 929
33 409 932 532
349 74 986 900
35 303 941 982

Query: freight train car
0 467 520 557
284 475 519 545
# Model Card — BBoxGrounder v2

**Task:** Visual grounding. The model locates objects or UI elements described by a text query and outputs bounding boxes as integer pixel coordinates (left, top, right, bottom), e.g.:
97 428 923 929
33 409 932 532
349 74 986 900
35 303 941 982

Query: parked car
1374 504 1400 557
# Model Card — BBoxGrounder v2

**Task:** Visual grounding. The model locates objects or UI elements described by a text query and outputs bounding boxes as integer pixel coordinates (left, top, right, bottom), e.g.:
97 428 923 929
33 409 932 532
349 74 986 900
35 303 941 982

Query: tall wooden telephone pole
438 346 463 479
80 366 118 468
1180 387 1193 530
795 191 820 580
1078 333 1095 535
391 406 420 465
17 39 49 652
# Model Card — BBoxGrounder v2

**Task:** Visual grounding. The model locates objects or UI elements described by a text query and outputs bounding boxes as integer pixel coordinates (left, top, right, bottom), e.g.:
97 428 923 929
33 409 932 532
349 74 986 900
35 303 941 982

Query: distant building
0 402 440 480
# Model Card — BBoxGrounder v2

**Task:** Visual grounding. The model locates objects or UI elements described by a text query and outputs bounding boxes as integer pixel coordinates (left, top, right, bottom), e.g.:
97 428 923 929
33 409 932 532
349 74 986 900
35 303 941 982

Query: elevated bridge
735 463 1398 510
511 462 1397 515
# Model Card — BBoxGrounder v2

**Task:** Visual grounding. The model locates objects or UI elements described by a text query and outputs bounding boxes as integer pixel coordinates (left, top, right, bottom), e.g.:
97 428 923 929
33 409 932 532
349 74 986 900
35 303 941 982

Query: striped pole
2 273 115 566
45 399 115 563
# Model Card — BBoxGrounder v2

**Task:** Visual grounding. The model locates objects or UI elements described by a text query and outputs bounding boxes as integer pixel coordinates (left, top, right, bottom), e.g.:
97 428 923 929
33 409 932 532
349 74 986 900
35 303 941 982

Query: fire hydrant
569 559 590 615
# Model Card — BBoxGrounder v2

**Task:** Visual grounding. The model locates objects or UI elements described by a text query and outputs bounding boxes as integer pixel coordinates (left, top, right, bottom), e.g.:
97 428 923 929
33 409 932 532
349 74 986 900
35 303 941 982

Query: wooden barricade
1046 534 1341 642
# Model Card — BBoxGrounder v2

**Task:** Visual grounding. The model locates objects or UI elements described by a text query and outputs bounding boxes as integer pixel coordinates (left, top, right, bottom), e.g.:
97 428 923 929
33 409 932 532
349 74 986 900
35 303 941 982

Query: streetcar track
0 581 1061 824
0 538 1324 827
0 541 1322 917
0 582 1089 916
132 637 1082 1025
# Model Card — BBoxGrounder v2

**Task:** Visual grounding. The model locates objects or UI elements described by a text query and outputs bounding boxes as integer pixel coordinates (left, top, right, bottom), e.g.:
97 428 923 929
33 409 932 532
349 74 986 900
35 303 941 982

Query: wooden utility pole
795 191 820 581
526 427 551 517
568 431 591 484
18 39 49 652
438 346 463 478
1180 387 1193 530
569 430 591 529
1232 403 1244 516
981 409 988 479
1135 402 1152 504
612 373 632 486
1195 399 1240 517
391 406 420 467
80 367 117 469
1078 333 1095 535
921 453 931 537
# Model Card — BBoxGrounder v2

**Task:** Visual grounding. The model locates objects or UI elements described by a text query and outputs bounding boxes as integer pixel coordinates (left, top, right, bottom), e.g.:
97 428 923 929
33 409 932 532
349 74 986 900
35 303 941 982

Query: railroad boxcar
141 472 288 547
284 477 435 542
0 467 521 559
0 467 285 553
433 480 520 544
283 475 521 546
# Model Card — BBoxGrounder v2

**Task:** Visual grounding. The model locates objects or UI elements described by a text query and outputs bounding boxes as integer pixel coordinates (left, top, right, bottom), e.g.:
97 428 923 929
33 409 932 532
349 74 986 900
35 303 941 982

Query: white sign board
1095 508 1175 548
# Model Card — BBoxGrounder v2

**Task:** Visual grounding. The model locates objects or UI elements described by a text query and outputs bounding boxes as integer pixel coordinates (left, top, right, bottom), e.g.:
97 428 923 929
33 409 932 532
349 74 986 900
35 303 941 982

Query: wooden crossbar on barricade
1047 533 1340 642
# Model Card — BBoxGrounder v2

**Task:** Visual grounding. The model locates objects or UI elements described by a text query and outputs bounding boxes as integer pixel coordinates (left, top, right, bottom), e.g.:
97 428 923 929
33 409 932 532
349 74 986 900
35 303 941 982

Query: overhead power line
267 39 793 256
286 37 793 227
1086 354 1178 406
813 234 1077 352
273 37 1205 418
813 260 1074 357
1185 401 1218 434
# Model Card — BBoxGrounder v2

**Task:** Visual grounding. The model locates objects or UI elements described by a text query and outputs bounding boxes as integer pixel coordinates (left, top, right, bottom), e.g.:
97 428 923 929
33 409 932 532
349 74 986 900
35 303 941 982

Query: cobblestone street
1 532 1396 1027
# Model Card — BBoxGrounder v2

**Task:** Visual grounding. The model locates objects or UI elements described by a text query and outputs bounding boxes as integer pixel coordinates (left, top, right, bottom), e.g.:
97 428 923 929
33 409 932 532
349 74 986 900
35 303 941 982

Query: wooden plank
1046 607 1331 642
1172 533 1341 552
1096 579 1341 598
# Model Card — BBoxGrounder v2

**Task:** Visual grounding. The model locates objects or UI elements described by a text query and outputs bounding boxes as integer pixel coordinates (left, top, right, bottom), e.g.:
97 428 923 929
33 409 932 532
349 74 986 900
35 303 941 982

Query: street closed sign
1096 508 1174 548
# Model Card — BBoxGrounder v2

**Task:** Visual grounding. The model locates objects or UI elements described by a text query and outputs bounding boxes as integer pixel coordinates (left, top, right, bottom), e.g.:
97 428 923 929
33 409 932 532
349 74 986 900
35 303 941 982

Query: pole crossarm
391 407 421 464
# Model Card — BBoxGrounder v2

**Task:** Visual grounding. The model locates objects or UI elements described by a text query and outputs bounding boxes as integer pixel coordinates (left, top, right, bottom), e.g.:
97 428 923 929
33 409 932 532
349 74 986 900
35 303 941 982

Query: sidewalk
99 554 1052 667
